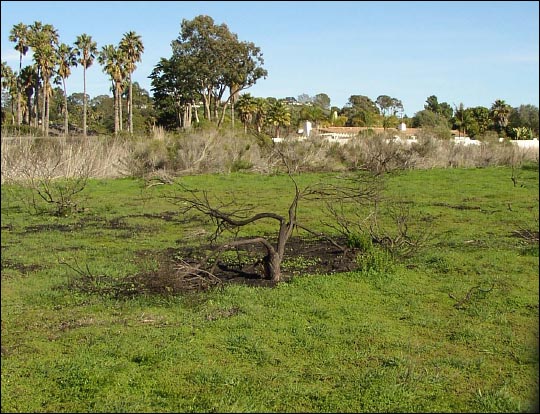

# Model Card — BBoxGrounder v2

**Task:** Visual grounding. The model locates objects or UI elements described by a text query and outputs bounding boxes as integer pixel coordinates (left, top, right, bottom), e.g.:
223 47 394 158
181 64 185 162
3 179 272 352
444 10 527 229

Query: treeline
1 15 538 139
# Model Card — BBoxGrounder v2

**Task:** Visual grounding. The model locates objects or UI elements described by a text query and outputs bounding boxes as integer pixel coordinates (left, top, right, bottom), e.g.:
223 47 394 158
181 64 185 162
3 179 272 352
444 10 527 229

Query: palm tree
27 22 43 128
98 44 126 135
490 99 512 136
9 22 29 125
1 62 17 124
267 100 291 138
453 103 469 137
74 34 98 137
20 65 37 125
56 43 78 136
28 22 59 135
253 97 268 134
235 93 257 133
119 31 144 134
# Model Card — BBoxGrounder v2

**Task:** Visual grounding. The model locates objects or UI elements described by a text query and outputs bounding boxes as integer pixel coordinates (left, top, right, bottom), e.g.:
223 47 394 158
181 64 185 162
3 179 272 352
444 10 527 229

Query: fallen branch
449 283 495 309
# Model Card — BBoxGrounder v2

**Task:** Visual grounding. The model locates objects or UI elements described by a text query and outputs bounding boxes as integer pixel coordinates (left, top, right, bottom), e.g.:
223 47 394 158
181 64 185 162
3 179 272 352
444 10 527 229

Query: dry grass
1 136 131 183
2 130 538 183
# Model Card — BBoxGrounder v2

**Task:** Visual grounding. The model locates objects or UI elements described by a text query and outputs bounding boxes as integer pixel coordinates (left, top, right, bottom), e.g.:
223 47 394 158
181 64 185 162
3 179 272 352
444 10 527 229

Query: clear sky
1 0 538 116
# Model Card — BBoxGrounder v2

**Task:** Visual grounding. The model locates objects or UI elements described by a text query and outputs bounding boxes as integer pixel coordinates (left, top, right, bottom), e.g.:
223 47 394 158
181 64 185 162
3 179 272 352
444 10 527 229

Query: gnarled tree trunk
171 175 302 282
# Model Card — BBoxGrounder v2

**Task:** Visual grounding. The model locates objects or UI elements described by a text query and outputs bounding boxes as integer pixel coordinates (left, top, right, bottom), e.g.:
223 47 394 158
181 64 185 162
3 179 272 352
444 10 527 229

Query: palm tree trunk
16 93 22 126
41 80 47 133
114 83 119 135
82 65 87 137
45 81 50 137
128 74 133 134
25 90 31 125
63 78 69 136
119 88 123 131
17 54 22 126
34 72 39 128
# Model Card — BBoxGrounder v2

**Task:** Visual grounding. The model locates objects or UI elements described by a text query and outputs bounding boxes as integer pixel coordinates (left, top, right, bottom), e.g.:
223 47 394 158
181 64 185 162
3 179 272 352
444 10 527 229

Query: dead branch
167 175 303 282
449 283 495 310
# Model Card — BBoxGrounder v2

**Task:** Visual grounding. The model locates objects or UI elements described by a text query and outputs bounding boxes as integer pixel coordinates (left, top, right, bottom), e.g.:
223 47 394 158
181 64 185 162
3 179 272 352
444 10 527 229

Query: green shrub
346 232 373 250
356 246 394 274
230 159 253 172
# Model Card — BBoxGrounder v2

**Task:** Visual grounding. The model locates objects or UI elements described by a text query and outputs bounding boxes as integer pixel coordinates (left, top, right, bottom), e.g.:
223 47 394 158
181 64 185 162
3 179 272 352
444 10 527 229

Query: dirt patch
67 236 361 298
24 223 82 233
511 229 539 243
1 259 43 276
133 211 184 222
130 236 360 294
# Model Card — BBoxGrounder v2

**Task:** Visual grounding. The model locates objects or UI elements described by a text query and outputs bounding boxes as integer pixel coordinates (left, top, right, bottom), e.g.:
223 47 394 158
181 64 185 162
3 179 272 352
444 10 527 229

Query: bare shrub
408 135 441 168
161 166 383 283
321 174 432 260
118 138 170 178
2 129 537 185
118 129 271 177
2 136 131 183
2 138 89 215
271 137 332 173
2 136 135 215
369 201 434 259
166 174 308 282
356 133 416 174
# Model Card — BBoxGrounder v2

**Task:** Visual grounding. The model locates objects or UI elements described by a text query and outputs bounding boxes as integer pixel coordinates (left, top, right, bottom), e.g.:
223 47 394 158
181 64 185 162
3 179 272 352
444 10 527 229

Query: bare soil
127 235 360 296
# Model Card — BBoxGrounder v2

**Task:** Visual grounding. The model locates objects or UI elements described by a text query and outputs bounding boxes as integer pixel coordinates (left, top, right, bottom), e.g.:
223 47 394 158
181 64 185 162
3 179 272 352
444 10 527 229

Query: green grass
1 166 539 412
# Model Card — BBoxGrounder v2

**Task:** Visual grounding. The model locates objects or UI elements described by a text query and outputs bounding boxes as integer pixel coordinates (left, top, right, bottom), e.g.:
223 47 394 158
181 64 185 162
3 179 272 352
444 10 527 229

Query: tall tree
452 103 471 137
98 44 126 135
424 95 440 113
508 104 539 137
56 43 77 136
1 62 17 124
253 97 268 133
119 31 144 134
343 95 380 127
9 22 29 126
438 102 453 120
376 95 396 130
235 93 257 133
217 39 267 127
74 33 98 137
267 100 291 138
313 93 331 110
170 15 266 127
150 55 200 130
490 99 512 136
376 95 394 118
463 106 490 138
20 65 37 125
28 22 59 136
297 93 312 105
412 109 449 129
27 21 43 128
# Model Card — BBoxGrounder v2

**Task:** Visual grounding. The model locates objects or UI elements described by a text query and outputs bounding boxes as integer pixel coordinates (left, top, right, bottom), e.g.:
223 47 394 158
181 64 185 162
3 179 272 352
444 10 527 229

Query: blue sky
1 1 538 116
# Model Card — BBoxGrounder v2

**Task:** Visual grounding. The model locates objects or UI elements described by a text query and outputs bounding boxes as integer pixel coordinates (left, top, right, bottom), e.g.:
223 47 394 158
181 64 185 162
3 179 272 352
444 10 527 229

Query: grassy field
1 165 538 412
